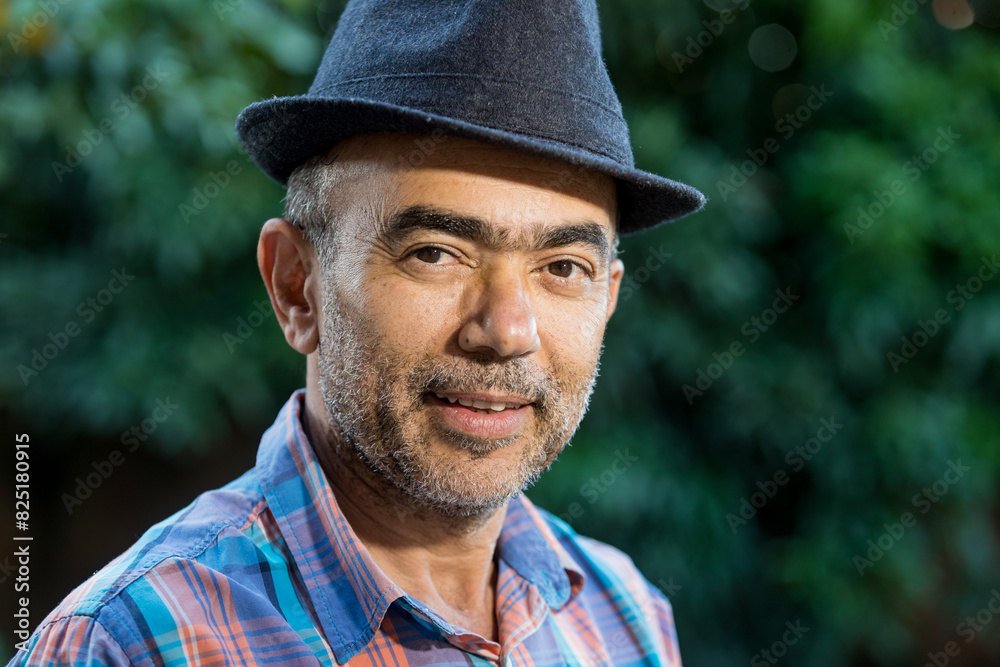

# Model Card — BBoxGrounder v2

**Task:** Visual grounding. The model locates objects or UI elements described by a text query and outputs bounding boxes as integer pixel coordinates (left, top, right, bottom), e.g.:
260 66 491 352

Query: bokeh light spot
748 24 797 72
934 0 976 29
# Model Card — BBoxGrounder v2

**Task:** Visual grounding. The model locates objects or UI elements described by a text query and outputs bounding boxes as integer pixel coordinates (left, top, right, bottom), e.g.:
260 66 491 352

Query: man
11 0 704 664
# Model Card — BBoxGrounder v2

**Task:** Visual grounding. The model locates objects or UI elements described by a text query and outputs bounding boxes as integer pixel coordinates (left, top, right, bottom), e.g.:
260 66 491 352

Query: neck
303 385 504 641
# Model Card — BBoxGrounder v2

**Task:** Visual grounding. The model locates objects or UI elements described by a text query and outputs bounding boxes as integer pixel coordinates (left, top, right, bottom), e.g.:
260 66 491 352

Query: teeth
434 393 525 413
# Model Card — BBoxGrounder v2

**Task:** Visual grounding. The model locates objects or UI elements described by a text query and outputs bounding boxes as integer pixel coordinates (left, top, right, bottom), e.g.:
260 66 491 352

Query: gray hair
283 153 344 265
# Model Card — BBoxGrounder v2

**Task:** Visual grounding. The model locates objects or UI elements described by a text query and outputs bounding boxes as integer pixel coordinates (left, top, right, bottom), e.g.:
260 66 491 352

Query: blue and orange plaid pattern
10 390 682 666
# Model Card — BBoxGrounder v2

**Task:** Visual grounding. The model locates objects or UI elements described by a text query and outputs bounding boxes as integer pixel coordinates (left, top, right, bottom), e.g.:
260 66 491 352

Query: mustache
406 357 554 409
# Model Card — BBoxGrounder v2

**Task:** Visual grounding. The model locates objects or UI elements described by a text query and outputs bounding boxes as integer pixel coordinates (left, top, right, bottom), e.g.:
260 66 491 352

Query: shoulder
11 470 281 666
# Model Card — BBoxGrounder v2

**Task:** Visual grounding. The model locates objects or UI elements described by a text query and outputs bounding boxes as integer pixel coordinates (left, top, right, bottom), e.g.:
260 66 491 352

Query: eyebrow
378 205 611 263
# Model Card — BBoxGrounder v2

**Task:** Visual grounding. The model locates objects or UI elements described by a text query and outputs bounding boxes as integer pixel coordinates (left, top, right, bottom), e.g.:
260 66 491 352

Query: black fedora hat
236 0 706 235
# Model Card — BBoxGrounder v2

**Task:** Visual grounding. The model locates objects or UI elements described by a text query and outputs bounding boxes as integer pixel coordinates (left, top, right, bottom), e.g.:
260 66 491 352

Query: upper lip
430 391 533 407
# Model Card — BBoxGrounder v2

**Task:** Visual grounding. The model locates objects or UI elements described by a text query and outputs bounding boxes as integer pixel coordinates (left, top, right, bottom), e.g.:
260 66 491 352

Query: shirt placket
496 578 550 667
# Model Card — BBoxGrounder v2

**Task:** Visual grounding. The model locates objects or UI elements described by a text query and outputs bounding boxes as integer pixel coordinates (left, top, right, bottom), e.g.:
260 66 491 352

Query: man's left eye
547 260 583 278
413 247 446 263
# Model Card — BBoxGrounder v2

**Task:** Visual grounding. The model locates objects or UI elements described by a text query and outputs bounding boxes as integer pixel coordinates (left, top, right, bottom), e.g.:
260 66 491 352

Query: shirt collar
256 389 586 662
497 494 586 608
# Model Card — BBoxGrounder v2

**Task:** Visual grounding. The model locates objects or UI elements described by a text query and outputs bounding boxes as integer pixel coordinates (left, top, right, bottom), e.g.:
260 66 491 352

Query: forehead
332 133 617 237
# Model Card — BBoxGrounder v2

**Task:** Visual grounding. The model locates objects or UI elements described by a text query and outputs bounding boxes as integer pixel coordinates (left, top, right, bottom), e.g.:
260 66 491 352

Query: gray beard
314 287 599 520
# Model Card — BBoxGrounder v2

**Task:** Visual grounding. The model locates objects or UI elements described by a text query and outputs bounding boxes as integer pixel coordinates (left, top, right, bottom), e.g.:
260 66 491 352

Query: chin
392 455 544 519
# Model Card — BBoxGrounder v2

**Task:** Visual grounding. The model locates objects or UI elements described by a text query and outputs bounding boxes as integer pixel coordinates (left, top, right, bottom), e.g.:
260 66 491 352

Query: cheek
361 279 466 351
538 298 608 353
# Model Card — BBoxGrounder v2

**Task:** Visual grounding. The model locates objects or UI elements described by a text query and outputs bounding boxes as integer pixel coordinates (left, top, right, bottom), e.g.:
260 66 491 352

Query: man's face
314 134 623 518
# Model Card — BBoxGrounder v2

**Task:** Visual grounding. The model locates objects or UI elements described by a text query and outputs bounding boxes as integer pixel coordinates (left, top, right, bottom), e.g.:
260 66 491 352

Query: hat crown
235 0 706 232
310 0 633 165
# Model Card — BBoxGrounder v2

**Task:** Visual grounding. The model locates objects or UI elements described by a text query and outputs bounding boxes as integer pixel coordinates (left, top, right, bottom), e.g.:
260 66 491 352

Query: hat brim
236 96 706 235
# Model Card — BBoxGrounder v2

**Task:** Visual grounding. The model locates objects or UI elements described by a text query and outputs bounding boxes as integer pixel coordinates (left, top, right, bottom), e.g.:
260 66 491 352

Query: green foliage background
1 0 999 664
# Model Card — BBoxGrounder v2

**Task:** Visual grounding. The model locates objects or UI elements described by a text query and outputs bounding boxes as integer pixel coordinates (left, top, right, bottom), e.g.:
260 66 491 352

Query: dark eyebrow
379 205 610 263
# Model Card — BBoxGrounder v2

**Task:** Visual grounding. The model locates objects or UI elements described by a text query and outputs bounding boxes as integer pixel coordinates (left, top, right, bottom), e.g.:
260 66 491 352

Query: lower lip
429 396 531 439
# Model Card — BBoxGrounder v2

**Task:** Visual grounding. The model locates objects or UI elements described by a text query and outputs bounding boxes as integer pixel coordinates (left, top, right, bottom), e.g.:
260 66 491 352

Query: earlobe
258 218 320 354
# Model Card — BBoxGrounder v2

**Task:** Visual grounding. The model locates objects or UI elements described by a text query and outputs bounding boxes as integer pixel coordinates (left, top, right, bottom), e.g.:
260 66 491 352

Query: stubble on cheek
314 283 603 518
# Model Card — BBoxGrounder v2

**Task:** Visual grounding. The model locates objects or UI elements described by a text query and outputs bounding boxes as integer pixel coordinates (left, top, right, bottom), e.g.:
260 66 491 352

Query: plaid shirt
10 390 682 666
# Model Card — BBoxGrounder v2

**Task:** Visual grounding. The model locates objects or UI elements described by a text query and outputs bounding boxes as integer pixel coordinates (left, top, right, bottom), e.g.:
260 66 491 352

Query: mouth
425 391 534 439
429 392 531 414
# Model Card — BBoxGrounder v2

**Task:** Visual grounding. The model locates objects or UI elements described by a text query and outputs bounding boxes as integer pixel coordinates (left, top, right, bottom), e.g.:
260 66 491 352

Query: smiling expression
312 133 624 518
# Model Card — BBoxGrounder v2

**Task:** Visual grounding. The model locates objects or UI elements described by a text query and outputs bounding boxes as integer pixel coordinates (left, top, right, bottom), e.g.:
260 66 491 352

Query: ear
258 218 321 354
606 258 624 321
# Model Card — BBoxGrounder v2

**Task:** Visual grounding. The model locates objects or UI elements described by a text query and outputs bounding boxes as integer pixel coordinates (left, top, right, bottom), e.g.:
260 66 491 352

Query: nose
458 268 541 358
